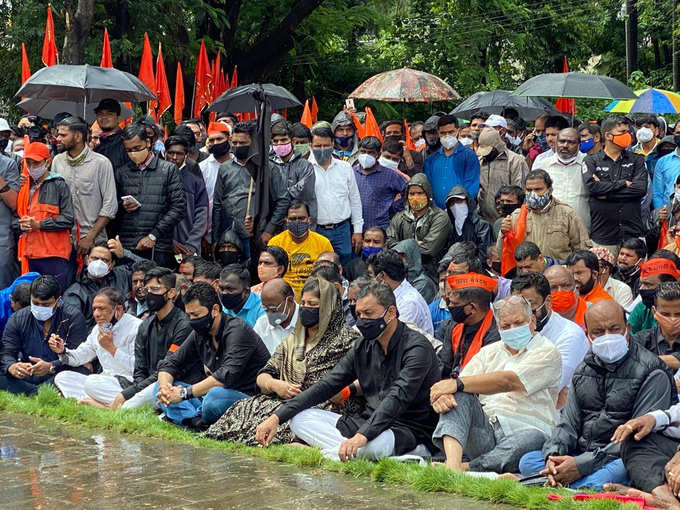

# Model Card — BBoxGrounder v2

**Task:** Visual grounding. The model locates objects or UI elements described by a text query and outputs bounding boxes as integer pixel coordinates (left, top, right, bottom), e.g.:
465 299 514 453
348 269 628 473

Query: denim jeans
518 450 631 489
317 220 352 266
154 381 249 425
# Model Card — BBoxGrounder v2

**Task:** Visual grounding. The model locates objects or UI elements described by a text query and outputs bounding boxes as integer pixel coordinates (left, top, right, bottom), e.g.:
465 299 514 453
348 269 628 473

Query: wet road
0 411 502 509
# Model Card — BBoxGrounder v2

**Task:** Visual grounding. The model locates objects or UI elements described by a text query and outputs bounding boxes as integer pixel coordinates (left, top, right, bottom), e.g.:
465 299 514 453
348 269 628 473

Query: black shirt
95 130 129 171
436 316 500 378
583 149 648 244
632 326 680 363
122 306 194 400
157 312 270 394
275 321 441 455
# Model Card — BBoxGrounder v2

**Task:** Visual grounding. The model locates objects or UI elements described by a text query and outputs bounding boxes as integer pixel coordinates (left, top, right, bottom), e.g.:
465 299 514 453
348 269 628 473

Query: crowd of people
5 98 680 507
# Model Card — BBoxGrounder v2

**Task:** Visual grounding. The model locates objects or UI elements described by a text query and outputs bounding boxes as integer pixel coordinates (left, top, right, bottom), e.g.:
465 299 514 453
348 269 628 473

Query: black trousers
621 431 680 492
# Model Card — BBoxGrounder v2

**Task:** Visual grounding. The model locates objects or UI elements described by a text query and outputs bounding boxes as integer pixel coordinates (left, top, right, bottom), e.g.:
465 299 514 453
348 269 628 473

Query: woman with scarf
204 277 360 444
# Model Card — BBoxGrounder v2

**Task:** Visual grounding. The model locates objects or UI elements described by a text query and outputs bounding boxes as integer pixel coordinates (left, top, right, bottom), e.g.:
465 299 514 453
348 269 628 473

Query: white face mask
378 156 399 171
31 303 55 322
87 259 111 279
505 133 522 146
449 202 468 235
590 333 629 364
636 127 654 143
459 137 473 147
357 153 376 169
414 138 426 148
440 135 458 150
557 154 578 164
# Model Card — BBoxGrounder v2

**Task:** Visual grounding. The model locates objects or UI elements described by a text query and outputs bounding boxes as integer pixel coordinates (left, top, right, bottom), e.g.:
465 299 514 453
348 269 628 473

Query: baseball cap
24 142 50 161
94 98 122 115
483 114 508 129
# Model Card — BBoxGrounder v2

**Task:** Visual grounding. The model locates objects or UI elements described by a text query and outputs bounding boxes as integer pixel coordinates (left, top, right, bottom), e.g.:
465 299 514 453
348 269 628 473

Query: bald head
261 278 293 301
544 265 575 289
557 128 579 160
584 300 627 339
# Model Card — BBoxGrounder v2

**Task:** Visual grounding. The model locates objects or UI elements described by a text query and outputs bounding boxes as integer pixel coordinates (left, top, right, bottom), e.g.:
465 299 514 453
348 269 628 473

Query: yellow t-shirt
268 230 334 300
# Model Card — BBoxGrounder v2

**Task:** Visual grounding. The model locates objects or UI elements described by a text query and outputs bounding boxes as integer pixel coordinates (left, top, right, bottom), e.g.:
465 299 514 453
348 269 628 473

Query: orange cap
447 273 498 293
24 142 50 161
207 121 230 135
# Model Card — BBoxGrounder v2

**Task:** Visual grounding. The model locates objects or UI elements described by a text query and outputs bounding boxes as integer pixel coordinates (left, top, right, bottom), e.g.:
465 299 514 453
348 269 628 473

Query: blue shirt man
219 265 265 328
652 144 680 209
424 115 480 209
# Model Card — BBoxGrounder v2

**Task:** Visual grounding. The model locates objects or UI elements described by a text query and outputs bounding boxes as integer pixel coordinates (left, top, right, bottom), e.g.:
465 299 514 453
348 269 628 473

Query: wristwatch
455 377 465 393
178 387 188 400
147 233 157 242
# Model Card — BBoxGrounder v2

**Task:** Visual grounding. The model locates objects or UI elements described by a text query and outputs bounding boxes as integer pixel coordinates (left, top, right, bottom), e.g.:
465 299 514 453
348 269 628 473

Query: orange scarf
659 219 669 250
500 204 527 277
450 309 494 370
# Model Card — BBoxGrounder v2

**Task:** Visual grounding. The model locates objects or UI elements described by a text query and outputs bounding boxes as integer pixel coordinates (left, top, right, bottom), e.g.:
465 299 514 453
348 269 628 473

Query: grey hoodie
394 239 438 303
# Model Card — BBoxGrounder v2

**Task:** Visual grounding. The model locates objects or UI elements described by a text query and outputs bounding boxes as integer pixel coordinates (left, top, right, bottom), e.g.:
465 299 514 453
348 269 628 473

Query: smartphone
121 195 141 207
345 98 355 110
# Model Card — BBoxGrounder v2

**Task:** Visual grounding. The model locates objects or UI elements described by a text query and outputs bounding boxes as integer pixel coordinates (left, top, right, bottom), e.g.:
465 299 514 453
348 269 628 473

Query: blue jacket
424 144 480 209
0 272 40 337
652 150 680 209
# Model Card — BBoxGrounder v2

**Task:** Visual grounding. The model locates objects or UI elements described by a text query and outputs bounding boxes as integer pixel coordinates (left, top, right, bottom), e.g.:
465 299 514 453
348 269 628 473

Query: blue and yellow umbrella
605 88 680 114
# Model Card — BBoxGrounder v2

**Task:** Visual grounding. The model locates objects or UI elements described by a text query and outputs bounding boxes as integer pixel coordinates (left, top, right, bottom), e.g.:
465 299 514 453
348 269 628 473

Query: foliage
0 386 645 510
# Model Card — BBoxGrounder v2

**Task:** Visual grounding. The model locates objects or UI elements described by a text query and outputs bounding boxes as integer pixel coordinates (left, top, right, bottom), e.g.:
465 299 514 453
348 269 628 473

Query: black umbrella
207 83 302 113
512 72 638 100
17 98 134 124
451 90 560 121
15 65 156 106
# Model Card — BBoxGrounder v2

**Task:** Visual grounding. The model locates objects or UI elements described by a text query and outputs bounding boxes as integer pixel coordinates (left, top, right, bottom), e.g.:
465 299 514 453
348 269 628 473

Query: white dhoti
121 383 158 409
54 371 123 404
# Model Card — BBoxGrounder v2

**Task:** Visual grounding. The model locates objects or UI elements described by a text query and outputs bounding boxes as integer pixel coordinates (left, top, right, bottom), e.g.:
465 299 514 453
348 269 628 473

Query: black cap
94 98 121 115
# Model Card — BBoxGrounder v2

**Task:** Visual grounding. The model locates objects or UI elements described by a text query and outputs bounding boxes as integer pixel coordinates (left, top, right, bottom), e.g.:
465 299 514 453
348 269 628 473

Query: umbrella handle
245 177 254 219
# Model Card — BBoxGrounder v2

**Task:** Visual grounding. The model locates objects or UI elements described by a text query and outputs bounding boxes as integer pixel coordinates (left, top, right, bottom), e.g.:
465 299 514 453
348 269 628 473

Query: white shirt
199 154 223 237
253 303 299 354
532 148 554 168
604 276 634 310
61 313 141 380
309 154 363 232
461 332 562 436
651 402 680 439
393 280 434 335
535 152 590 230
540 311 589 389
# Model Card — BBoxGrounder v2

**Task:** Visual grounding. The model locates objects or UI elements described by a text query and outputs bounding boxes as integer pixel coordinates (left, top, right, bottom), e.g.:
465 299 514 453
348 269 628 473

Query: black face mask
448 303 470 323
145 291 167 312
498 203 520 217
533 302 549 332
221 291 246 311
232 145 250 161
490 261 502 274
618 264 640 277
218 251 242 266
299 306 320 328
640 288 657 309
483 148 500 163
356 312 388 341
579 276 596 296
190 313 213 336
208 140 230 158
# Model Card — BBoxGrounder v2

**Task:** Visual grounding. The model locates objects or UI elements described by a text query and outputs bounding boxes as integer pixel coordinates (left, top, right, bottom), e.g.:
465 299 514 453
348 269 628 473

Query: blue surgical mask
579 139 595 153
362 246 382 259
536 133 549 150
335 135 353 148
499 323 533 350
31 303 55 322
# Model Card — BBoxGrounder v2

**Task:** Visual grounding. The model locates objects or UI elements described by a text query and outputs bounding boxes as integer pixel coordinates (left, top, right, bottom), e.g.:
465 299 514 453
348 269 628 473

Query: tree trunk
62 0 95 65
625 0 638 78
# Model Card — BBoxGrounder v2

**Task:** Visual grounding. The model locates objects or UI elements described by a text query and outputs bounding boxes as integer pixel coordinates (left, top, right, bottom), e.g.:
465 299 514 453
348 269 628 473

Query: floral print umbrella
349 67 460 102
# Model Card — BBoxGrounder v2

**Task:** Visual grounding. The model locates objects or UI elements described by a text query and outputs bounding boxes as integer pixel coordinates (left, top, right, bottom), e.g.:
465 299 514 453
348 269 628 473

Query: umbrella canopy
15 64 156 104
17 98 134 124
451 90 560 120
604 88 680 114
208 83 301 113
512 72 637 100
349 67 460 102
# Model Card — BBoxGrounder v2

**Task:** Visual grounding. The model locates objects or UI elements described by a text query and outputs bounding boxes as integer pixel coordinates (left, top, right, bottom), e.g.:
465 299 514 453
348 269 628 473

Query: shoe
182 416 209 432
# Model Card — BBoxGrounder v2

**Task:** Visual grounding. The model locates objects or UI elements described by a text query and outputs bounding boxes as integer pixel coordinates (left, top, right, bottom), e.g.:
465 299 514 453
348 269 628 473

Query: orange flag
311 97 319 123
41 6 58 66
350 111 365 139
174 62 185 125
193 40 212 117
100 28 113 68
300 100 313 128
364 107 383 142
231 65 238 88
555 57 576 115
138 33 156 116
21 43 31 84
659 219 670 250
222 70 228 92
155 44 171 118
212 50 222 100
403 119 417 151
500 205 528 276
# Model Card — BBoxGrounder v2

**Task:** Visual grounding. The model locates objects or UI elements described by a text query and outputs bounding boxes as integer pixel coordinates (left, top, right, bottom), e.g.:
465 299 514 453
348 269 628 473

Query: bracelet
0 184 10 194
185 385 193 400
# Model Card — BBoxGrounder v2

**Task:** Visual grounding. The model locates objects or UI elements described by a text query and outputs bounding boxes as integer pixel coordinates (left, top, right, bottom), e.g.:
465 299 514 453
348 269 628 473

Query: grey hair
349 276 372 292
492 295 532 322
357 281 396 309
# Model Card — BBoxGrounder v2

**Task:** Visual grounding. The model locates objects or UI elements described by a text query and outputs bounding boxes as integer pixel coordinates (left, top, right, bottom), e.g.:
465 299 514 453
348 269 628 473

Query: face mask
299 306 320 328
459 137 473 147
408 196 429 212
450 202 468 234
362 246 382 259
28 164 48 181
273 142 293 158
536 133 549 150
618 263 640 277
500 323 533 350
145 291 167 312
639 288 657 309
356 311 389 341
578 276 596 296
557 154 578 164
448 303 470 323
87 259 110 279
378 156 399 171
258 263 278 282
579 139 595 153
533 302 549 332
637 127 654 143
506 134 522 146
208 140 230 158
611 131 633 149
288 220 309 238
218 251 242 266
189 313 213 336
312 147 332 164
335 135 353 148
526 191 551 210
128 149 149 165
483 148 500 163
425 134 439 147
232 145 250 161
221 291 245 311
294 143 310 156
591 333 629 364
267 298 290 327
414 138 426 148
491 261 502 274
551 290 576 313
654 309 680 338
499 203 519 216
358 153 376 169
440 135 458 150
31 303 55 322
470 130 480 141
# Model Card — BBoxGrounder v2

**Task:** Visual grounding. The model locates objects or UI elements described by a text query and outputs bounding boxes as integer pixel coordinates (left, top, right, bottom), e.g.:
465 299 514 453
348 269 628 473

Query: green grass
0 386 642 510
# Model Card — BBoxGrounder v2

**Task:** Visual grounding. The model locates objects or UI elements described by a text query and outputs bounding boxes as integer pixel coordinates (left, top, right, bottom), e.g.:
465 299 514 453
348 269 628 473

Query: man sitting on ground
218 264 265 328
126 259 157 319
544 265 588 329
514 241 561 275
431 295 561 474
253 279 298 354
566 250 614 305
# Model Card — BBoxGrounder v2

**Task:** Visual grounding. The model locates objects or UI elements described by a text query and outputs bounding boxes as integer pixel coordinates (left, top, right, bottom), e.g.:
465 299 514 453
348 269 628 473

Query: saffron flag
138 33 157 116
500 205 528 276
174 62 185 125
350 112 365 139
231 65 238 88
300 100 313 128
41 6 58 67
555 57 576 115
21 43 31 84
193 40 212 117
311 97 319 123
100 28 113 68
155 44 171 117
364 107 383 142
403 119 417 151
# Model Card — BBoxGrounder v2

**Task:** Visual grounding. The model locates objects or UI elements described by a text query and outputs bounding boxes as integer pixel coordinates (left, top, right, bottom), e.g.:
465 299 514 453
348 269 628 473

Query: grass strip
0 386 641 510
